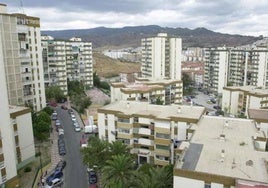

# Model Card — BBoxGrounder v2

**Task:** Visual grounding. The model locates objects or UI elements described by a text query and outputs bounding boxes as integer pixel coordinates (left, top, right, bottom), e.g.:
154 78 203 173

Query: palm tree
81 136 109 171
131 164 173 188
109 140 130 156
101 154 135 188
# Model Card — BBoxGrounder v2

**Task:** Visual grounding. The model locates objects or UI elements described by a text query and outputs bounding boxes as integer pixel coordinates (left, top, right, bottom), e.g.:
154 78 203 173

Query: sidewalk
38 115 63 187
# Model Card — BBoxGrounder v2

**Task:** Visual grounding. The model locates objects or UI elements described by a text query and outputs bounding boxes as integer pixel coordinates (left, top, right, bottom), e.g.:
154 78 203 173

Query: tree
67 80 84 96
102 155 135 188
93 71 100 87
155 97 164 105
33 121 50 141
132 165 173 188
42 106 54 116
109 141 130 157
36 111 51 124
182 73 194 95
45 86 65 102
81 137 109 171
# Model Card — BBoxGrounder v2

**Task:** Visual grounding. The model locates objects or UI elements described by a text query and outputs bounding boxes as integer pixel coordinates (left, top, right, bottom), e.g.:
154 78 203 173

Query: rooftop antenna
19 0 25 14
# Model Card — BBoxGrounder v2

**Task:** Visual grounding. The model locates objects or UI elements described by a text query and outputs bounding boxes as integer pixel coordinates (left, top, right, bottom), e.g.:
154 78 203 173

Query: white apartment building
0 21 35 186
141 33 182 80
204 47 229 94
98 101 205 166
173 116 268 188
0 4 46 111
41 38 68 95
111 78 183 104
42 36 93 94
205 46 268 95
222 86 268 116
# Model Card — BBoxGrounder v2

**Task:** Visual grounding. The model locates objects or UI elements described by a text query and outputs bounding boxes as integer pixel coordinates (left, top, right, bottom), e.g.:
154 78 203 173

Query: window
118 118 130 123
156 145 169 150
118 128 130 134
156 133 170 139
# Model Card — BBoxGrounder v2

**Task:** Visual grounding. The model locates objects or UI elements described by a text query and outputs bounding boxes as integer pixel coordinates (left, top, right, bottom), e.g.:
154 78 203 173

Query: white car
45 178 63 188
58 128 64 135
74 125 81 132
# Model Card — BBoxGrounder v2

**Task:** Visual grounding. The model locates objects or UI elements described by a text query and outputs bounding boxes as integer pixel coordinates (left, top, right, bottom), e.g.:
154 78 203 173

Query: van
84 125 98 134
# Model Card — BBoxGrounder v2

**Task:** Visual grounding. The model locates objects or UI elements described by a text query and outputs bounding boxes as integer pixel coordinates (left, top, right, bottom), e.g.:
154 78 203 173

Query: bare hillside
93 52 141 78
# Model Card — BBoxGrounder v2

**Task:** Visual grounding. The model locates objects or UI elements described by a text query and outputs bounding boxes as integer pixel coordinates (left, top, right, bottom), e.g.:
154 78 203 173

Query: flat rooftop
224 86 268 95
181 116 268 183
99 100 205 121
248 109 268 123
9 105 30 114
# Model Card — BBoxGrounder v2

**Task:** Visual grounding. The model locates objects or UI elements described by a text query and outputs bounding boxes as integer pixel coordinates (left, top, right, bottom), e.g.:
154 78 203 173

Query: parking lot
184 91 221 112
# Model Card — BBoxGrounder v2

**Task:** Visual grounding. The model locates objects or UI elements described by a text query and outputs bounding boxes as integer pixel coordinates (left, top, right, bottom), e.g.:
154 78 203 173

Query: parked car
61 105 68 110
68 109 74 114
58 146 66 156
46 170 63 184
58 128 64 136
55 120 61 126
88 170 97 184
45 178 63 188
213 105 221 110
74 125 81 132
55 160 66 172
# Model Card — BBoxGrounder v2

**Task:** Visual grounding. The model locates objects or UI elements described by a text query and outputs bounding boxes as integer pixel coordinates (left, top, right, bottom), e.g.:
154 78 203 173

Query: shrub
24 166 32 173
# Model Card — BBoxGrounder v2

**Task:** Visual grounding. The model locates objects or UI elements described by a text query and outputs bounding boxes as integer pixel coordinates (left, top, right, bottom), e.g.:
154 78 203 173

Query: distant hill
42 25 261 49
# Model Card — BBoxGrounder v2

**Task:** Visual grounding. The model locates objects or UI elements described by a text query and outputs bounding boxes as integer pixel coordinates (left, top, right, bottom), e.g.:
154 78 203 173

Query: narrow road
56 108 88 188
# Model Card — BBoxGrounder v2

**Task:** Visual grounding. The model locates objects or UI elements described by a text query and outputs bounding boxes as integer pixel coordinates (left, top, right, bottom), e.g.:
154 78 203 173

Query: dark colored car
88 170 97 184
46 169 63 184
213 105 221 110
68 109 74 114
55 160 66 172
61 105 68 110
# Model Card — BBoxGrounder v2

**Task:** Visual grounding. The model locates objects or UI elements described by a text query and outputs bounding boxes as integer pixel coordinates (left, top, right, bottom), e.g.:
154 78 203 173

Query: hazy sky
2 0 268 36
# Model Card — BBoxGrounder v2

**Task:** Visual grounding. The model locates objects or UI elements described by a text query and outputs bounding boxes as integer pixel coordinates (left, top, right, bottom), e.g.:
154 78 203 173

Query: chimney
177 106 181 114
220 149 225 162
126 102 130 109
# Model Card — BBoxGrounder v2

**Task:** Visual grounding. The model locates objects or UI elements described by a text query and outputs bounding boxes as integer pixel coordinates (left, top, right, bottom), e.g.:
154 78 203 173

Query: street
56 108 88 188
186 91 219 112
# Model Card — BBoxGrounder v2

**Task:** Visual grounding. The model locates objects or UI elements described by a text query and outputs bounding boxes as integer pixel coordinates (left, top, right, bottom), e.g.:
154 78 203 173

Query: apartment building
111 78 183 104
173 116 268 188
0 24 35 186
119 71 141 83
182 47 205 62
204 46 268 95
42 36 93 94
181 62 204 87
141 33 182 80
229 47 268 88
0 4 46 111
204 47 229 94
98 101 205 166
222 86 268 116
41 36 68 95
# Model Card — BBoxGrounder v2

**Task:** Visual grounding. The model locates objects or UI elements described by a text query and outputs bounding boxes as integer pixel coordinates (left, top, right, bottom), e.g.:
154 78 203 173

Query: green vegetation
45 86 65 102
93 71 111 91
23 166 32 173
81 137 173 188
155 97 164 105
182 73 194 96
68 80 92 113
32 108 52 141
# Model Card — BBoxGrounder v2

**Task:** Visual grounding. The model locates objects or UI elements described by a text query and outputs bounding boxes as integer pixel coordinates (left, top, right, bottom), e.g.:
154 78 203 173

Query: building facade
111 78 183 104
222 86 268 116
204 47 229 95
0 4 46 111
204 46 268 95
0 13 35 185
98 101 205 166
141 33 182 80
42 36 93 94
181 62 204 87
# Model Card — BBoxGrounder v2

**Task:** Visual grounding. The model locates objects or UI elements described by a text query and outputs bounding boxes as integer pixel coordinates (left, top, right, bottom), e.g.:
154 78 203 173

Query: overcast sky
1 0 268 36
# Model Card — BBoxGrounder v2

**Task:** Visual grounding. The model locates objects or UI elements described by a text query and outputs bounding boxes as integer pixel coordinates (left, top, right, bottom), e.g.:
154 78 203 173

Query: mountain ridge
41 25 261 49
